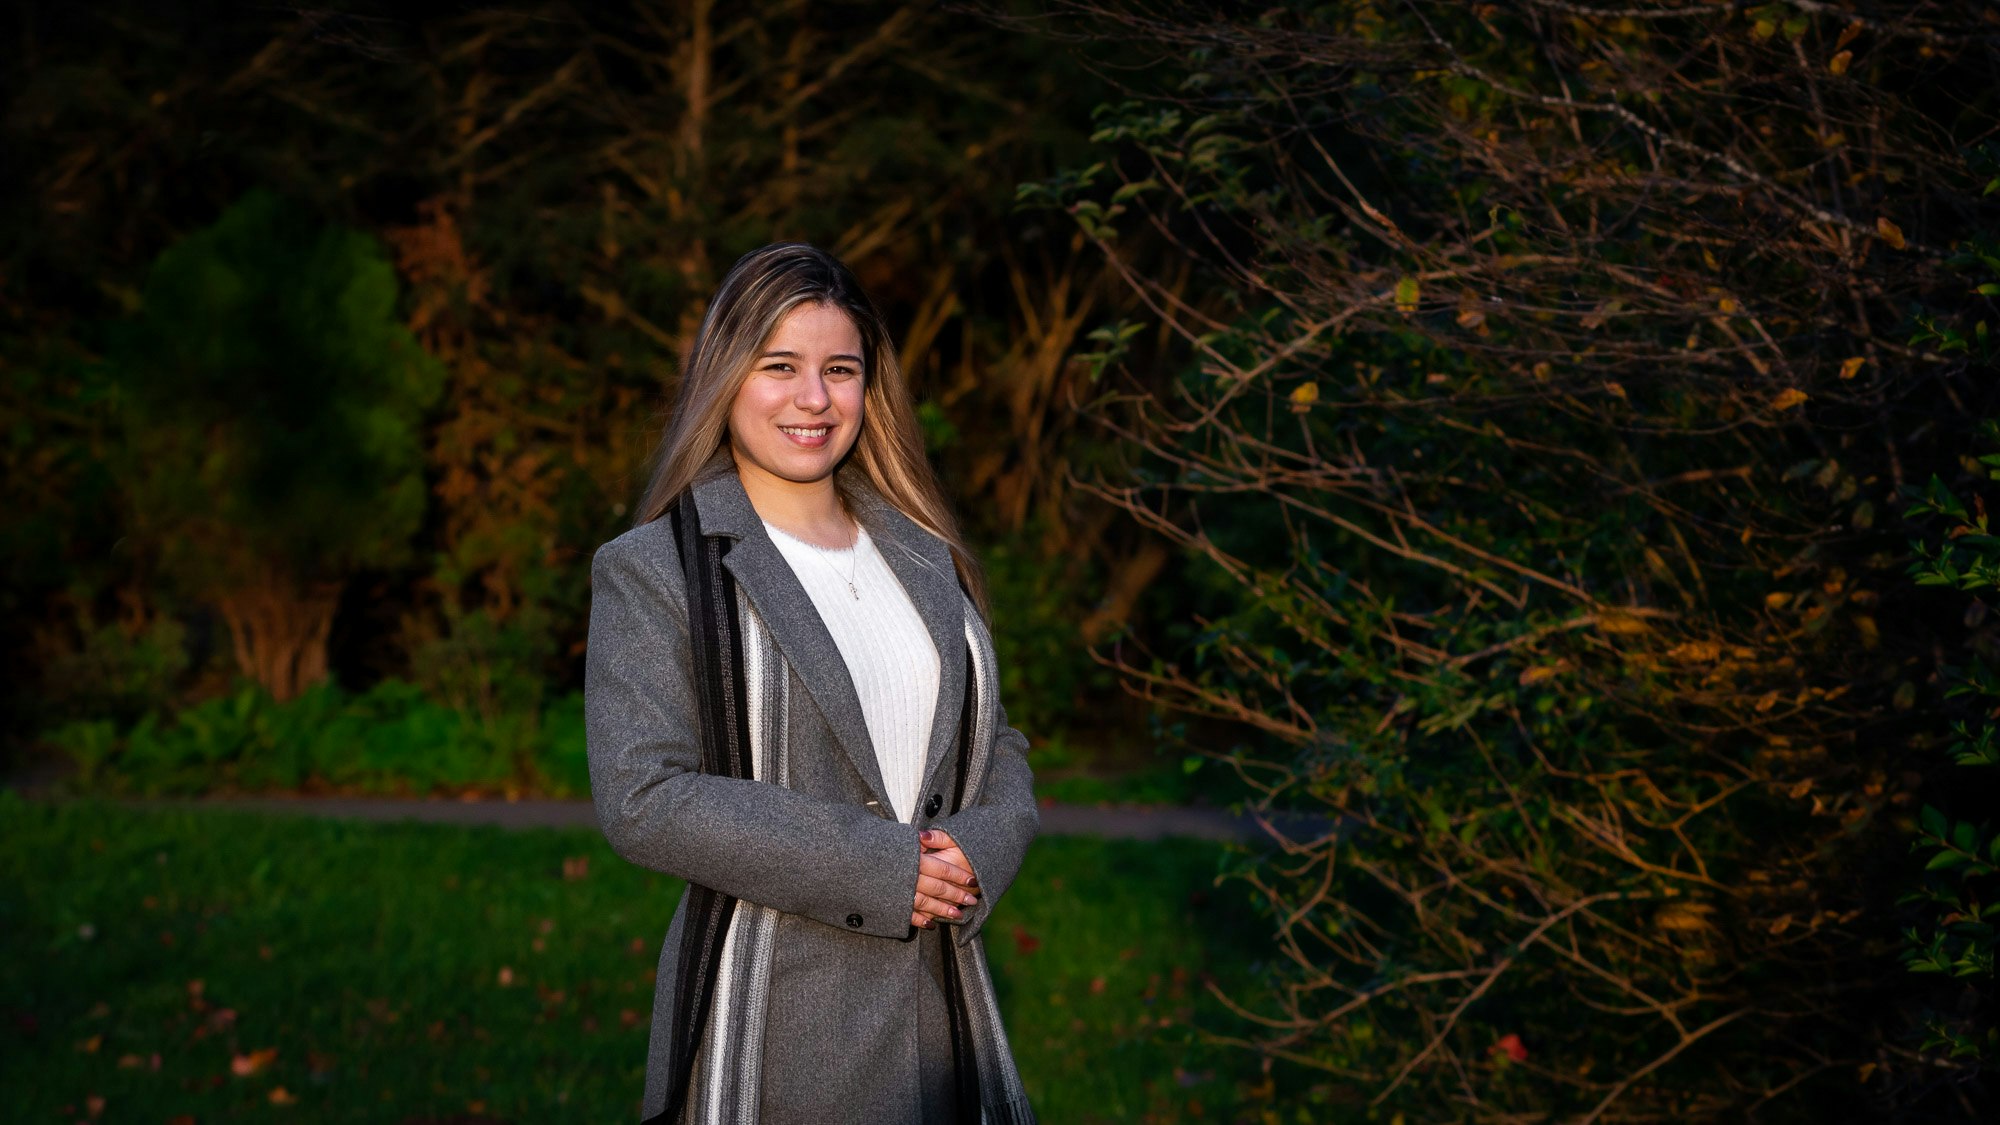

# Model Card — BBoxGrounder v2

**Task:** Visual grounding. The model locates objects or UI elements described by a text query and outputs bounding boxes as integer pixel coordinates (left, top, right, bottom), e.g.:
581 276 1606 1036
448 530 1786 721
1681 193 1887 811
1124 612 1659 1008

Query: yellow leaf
1394 276 1421 312
1751 19 1777 41
1290 382 1319 405
1530 361 1552 381
1839 355 1865 379
1604 381 1627 400
1755 689 1781 712
1597 611 1648 635
1669 640 1722 663
1765 591 1792 609
269 1086 297 1106
1828 50 1852 76
1769 913 1793 936
1518 664 1565 686
1654 902 1715 933
1876 216 1906 249
1788 778 1814 799
1770 387 1808 411
1717 296 1739 313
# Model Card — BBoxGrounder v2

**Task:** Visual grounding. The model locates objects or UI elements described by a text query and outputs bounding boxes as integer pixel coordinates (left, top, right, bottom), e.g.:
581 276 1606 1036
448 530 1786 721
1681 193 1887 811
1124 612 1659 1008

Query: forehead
764 301 862 348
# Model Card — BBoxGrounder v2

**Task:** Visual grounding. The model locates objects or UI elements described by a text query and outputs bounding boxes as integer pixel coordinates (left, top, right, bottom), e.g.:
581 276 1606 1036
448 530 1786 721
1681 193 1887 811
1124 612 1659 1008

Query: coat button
925 793 943 817
846 913 863 929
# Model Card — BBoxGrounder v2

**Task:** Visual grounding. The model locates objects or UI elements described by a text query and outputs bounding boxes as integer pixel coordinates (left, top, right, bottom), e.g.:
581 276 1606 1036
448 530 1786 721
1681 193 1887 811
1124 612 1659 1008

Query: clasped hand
911 828 979 929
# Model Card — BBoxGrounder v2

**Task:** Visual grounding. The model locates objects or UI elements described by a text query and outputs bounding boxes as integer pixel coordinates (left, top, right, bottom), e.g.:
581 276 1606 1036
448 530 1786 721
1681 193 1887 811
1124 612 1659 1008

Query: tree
109 189 442 701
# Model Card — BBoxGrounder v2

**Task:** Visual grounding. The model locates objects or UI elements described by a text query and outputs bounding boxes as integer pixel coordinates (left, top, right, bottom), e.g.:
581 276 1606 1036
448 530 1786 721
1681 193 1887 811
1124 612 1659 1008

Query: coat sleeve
584 530 923 940
931 642 1039 945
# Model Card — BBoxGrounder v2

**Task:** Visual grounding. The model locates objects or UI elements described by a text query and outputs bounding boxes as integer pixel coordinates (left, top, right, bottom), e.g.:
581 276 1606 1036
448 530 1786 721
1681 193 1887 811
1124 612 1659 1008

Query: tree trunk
214 568 342 702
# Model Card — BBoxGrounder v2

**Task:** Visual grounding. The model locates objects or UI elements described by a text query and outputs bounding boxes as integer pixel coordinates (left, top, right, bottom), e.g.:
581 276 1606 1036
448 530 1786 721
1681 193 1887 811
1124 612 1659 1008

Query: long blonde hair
632 242 987 614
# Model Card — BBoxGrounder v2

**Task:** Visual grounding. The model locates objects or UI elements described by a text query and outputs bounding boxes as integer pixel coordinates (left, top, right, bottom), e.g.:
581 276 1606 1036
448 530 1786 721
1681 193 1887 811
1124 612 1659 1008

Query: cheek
729 377 783 426
838 380 867 419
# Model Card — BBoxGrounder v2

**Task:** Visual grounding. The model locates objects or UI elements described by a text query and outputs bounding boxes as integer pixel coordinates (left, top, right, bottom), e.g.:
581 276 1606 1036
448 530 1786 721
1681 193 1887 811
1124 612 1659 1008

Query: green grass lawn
0 791 1285 1123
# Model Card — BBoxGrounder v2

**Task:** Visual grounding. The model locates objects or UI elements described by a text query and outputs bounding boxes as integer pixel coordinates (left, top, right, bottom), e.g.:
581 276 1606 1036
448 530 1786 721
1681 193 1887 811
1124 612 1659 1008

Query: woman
584 242 1039 1125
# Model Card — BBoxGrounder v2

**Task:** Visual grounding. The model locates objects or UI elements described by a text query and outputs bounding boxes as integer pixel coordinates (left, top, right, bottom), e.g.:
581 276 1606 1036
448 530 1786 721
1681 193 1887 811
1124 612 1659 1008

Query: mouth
778 423 834 448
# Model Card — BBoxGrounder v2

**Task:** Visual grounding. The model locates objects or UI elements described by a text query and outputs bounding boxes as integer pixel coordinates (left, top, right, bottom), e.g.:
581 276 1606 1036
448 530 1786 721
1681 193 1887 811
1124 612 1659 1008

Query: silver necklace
774 521 862 599
814 529 862 600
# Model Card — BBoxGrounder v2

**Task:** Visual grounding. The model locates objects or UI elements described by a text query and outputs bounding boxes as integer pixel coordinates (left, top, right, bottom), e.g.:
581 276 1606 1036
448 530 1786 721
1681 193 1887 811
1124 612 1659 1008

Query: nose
794 369 831 412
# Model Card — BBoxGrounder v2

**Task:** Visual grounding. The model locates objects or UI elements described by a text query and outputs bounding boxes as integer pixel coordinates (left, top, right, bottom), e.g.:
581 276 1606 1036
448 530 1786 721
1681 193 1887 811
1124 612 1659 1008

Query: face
727 300 867 489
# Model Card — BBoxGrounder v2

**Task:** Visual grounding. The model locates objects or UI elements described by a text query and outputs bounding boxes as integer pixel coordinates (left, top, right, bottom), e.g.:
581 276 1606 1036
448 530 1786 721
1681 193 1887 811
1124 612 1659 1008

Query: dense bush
1019 0 1998 1118
46 680 590 800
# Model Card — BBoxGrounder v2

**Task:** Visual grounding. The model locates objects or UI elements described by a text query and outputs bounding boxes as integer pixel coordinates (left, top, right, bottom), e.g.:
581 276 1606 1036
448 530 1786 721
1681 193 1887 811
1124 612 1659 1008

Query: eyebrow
758 349 865 366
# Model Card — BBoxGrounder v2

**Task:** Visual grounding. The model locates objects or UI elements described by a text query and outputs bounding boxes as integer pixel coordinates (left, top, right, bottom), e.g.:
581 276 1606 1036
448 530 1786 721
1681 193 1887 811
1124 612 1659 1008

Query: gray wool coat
584 453 1039 1124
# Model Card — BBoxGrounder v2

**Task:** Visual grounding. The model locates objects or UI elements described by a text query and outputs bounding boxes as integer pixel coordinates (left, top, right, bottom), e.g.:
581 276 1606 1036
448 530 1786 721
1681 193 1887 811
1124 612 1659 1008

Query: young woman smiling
584 243 1039 1125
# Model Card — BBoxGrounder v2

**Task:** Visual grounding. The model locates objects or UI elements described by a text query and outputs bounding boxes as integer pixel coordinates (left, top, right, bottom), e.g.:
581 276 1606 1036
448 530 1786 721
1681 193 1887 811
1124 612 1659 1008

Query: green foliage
42 680 589 799
1899 424 2000 1067
106 188 443 580
980 526 1112 740
36 606 189 727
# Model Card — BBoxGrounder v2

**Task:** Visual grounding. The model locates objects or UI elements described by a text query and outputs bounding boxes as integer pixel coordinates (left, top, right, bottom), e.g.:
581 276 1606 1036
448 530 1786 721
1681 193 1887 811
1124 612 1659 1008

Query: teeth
780 425 830 436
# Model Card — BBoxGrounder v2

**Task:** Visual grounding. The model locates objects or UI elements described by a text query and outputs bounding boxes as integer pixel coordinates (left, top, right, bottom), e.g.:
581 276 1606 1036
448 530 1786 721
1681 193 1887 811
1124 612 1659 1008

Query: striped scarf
654 495 1036 1125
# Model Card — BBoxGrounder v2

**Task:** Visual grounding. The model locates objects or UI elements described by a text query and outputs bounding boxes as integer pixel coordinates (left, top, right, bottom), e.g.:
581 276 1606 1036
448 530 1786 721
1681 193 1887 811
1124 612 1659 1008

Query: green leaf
1925 849 1969 871
1394 276 1420 312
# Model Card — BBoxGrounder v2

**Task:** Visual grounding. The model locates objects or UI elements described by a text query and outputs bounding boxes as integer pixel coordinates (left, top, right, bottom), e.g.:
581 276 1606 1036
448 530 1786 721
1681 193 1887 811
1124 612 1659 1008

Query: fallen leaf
1492 1033 1530 1062
1828 49 1852 75
1770 387 1808 411
231 1047 277 1077
268 1087 296 1105
1876 216 1905 249
1839 355 1865 379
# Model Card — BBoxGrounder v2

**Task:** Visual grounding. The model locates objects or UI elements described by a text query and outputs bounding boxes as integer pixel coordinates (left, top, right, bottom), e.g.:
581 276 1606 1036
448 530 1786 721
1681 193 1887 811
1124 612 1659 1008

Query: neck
731 446 855 547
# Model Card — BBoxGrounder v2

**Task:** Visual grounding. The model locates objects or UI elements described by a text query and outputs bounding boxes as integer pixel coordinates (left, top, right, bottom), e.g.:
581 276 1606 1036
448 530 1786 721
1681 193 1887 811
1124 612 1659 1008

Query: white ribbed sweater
762 520 941 824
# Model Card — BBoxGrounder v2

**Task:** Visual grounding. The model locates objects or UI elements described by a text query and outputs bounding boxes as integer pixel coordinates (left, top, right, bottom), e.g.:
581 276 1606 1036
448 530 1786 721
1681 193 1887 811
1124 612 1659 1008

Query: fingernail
948 906 962 919
919 830 936 845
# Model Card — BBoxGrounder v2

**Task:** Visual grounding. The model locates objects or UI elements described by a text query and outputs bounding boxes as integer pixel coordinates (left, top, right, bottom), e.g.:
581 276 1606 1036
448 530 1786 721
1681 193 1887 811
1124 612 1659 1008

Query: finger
918 854 976 889
925 847 978 887
912 891 964 921
916 873 979 905
910 910 930 929
919 828 958 850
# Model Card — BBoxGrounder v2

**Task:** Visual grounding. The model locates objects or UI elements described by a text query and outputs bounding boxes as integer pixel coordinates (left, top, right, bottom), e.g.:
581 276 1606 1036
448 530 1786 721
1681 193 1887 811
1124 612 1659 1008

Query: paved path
43 793 1341 844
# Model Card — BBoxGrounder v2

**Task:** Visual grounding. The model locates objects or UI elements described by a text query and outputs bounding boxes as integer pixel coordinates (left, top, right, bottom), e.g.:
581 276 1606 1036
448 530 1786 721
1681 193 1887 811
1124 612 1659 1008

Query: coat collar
687 447 970 816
